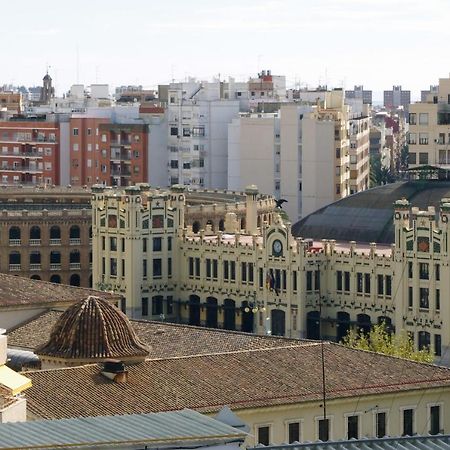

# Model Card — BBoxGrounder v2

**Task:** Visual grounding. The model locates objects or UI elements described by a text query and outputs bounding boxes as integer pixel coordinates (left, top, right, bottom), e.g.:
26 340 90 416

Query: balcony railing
49 239 61 245
29 239 41 246
0 165 43 173
69 238 81 245
69 262 81 269
9 239 21 246
9 264 21 271
50 263 61 270
29 264 41 271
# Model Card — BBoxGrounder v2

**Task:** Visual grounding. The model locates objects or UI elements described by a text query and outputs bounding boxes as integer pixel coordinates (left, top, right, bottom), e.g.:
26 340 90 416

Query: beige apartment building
93 182 450 364
408 76 450 170
349 112 370 194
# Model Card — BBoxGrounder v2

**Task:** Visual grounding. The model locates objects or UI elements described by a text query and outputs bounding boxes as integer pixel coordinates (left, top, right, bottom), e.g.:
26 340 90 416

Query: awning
0 365 32 395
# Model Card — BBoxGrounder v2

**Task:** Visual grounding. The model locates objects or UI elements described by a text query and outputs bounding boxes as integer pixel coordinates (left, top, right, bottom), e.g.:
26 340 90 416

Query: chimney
245 185 259 235
101 360 128 384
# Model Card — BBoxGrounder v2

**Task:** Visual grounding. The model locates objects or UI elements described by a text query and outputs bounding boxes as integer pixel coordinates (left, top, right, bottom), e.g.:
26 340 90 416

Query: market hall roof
292 180 450 244
24 342 450 420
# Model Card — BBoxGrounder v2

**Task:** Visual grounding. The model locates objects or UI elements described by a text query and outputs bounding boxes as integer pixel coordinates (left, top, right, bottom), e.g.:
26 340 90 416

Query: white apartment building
408 76 450 170
167 80 240 189
229 90 362 222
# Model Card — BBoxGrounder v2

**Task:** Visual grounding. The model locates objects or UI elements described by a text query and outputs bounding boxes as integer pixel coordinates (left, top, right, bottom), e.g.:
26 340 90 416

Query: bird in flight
275 199 288 209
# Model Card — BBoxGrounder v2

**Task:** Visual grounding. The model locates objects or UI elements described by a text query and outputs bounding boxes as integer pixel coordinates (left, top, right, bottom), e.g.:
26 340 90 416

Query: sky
1 0 449 101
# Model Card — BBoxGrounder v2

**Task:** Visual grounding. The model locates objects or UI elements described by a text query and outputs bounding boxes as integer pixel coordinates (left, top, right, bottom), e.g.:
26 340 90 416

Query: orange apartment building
70 118 148 187
0 118 60 186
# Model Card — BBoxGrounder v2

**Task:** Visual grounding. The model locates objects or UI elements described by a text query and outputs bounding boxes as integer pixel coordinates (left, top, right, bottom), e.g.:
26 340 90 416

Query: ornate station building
92 181 450 364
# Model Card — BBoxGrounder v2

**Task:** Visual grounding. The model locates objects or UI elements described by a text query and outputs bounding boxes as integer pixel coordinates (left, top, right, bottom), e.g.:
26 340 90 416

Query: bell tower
40 70 55 104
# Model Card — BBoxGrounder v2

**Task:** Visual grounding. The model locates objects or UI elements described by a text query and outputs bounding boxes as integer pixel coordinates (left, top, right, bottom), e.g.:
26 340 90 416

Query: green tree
370 154 396 188
343 323 434 363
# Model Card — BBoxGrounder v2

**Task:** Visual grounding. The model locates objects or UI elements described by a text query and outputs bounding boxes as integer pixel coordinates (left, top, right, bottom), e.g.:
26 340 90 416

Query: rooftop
24 343 450 420
0 408 246 450
0 274 119 310
8 310 302 355
293 180 450 244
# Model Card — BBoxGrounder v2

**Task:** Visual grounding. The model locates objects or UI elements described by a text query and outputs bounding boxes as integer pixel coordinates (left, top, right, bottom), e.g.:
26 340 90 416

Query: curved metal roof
292 180 450 244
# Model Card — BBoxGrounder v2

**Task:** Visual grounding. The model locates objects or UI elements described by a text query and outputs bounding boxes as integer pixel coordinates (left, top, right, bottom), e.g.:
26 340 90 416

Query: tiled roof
0 274 119 308
8 310 302 356
24 343 450 420
36 296 149 361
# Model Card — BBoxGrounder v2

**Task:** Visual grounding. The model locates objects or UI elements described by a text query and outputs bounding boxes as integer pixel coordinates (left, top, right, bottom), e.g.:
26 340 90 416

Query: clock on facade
272 239 283 256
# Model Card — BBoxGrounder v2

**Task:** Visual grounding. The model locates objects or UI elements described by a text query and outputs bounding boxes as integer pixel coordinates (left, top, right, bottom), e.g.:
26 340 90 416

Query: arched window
50 251 61 264
29 226 41 240
189 295 200 326
223 299 236 330
241 301 254 333
9 226 20 241
70 225 80 239
336 311 350 342
206 297 218 328
50 274 61 284
357 314 371 336
306 311 320 340
50 226 61 240
29 252 41 265
9 252 20 265
70 274 80 286
70 250 80 264
192 221 200 233
271 309 286 337
218 219 225 231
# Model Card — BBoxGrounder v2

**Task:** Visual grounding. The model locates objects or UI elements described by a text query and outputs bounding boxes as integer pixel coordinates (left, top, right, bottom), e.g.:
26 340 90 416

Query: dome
36 296 149 365
292 180 450 244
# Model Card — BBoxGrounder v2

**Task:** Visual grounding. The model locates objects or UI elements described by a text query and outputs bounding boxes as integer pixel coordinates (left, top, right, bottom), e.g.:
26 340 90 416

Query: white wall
147 114 169 187
301 117 335 217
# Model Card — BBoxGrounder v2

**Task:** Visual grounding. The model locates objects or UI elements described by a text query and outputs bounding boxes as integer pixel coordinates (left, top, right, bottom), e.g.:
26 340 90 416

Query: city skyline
1 0 449 100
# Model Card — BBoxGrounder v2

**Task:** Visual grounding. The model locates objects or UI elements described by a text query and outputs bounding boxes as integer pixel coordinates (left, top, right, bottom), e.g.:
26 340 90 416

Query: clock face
273 239 283 256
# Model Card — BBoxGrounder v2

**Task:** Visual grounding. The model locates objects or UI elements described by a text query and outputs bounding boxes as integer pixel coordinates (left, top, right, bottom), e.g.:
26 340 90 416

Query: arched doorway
378 316 393 334
356 313 371 335
306 311 320 340
206 297 218 328
192 221 200 233
241 301 254 333
50 274 61 284
223 299 236 330
218 219 225 231
189 295 200 326
271 309 285 336
336 311 350 342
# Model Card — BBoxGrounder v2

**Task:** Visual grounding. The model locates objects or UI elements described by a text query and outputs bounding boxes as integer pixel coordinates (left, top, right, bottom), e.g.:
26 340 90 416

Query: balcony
110 153 131 161
9 264 21 271
9 239 21 246
111 169 131 176
0 165 43 173
29 239 41 246
69 262 81 269
110 139 131 146
50 263 61 270
69 238 81 245
49 239 61 245
29 264 41 271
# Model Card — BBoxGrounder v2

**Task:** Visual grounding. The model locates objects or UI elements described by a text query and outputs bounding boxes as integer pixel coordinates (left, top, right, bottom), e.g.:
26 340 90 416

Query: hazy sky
2 0 449 100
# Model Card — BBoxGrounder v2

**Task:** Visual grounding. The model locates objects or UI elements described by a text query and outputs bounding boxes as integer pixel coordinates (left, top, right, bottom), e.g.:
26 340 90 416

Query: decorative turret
36 296 149 369
245 185 259 235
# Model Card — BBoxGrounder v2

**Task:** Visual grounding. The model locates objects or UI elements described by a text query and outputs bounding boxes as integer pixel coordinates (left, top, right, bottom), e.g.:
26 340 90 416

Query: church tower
39 70 54 104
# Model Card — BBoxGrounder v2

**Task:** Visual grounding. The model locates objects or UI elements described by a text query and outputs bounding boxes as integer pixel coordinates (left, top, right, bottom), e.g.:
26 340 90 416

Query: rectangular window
403 409 414 436
143 238 147 252
195 257 200 277
212 260 218 279
435 264 440 281
141 298 148 316
318 419 329 442
121 259 125 277
189 257 194 277
344 272 350 292
419 262 429 280
167 296 173 315
230 261 236 281
409 133 417 145
419 113 429 125
241 262 247 282
206 259 211 279
430 405 441 435
419 152 429 164
386 275 392 296
153 259 162 277
408 262 413 278
73 128 79 136
357 273 363 293
336 270 342 291
152 296 163 315
306 271 312 291
364 273 370 294
168 237 172 251
419 133 429 145
288 422 300 444
435 334 442 356
259 268 264 288
377 274 384 295
167 257 172 277
170 127 178 136
110 237 117 252
420 287 429 309
347 415 359 440
409 113 416 125
257 426 270 446
224 261 229 280
143 259 147 278
314 270 320 291
292 270 297 291
436 288 440 311
110 258 117 276
153 237 162 252
408 286 413 308
409 152 417 164
376 411 387 438
249 263 254 283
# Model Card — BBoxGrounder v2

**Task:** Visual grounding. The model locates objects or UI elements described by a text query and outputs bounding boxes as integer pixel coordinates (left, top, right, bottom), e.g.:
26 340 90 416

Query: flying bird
275 199 288 209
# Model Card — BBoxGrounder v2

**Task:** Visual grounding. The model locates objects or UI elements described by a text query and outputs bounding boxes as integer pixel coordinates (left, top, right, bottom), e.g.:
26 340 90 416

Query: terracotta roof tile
9 311 301 356
0 274 119 308
24 343 450 420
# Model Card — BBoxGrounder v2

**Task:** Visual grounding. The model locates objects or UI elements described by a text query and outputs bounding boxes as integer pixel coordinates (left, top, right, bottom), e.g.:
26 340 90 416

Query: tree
343 323 434 363
370 153 396 188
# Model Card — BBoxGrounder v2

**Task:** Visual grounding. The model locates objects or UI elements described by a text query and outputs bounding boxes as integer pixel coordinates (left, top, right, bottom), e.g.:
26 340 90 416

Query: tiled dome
36 296 149 363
